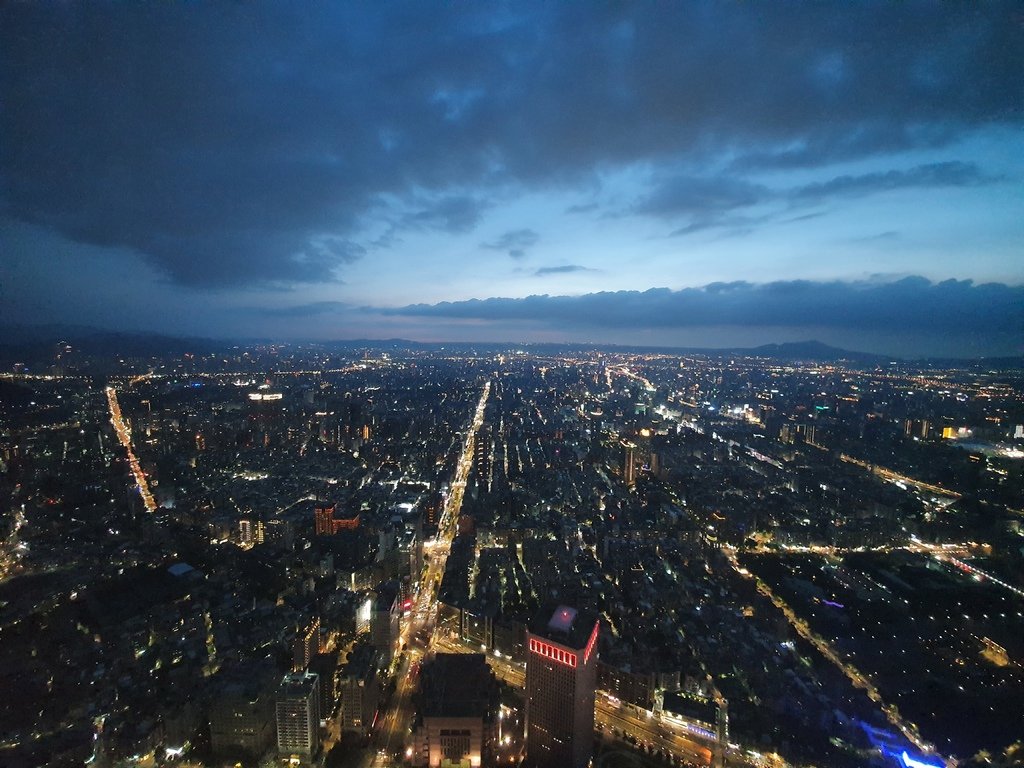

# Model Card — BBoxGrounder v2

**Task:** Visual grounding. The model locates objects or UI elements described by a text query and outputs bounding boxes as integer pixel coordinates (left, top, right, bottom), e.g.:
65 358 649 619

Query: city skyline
4 342 1022 768
2 3 1022 356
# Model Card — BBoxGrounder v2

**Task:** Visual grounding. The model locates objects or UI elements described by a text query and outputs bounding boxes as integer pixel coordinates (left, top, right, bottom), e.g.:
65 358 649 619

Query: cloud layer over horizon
1 2 1021 355
382 275 1022 333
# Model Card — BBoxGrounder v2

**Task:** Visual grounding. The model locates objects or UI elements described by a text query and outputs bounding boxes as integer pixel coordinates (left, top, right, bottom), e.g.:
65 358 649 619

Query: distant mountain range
0 323 1020 368
741 340 889 363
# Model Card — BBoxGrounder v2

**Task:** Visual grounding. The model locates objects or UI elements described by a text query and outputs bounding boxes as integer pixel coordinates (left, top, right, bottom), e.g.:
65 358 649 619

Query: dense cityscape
1 340 1022 768
3 3 1022 768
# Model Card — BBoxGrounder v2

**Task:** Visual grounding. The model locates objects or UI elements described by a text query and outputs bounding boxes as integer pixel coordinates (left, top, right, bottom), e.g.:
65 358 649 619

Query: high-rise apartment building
621 440 637 486
239 518 254 546
473 427 492 491
292 616 321 672
371 581 401 667
314 500 360 536
339 642 380 735
419 490 444 538
276 672 321 765
525 604 600 768
309 650 340 721
209 671 276 760
314 501 336 536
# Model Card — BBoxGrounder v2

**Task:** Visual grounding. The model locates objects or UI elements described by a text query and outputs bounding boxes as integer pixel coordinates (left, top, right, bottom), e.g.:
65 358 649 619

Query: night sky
2 3 1022 356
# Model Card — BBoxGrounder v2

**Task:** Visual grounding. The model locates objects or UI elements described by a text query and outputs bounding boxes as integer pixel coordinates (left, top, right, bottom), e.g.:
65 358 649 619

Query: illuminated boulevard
0 504 27 583
105 386 157 513
365 378 739 768
838 454 962 500
722 547 950 768
366 380 491 768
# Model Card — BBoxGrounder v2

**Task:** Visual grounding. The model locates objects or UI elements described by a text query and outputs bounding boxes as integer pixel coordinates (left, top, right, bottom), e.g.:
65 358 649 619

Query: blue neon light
901 751 943 768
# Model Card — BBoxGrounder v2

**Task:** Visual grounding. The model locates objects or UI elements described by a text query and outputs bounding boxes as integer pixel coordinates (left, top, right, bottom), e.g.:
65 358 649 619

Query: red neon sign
583 621 599 664
529 638 577 668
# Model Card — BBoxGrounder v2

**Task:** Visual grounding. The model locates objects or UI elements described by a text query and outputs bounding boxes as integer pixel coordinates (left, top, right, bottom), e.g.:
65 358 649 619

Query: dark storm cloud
632 177 768 219
381 277 1024 335
534 265 596 277
482 228 540 259
731 126 963 171
2 2 1021 287
633 162 998 236
789 162 994 202
622 160 999 239
311 238 366 264
403 196 489 234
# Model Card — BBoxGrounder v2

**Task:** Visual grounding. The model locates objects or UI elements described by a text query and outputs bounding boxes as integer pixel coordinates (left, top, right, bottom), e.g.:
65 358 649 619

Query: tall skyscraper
314 500 360 536
473 426 492 491
276 672 321 765
621 439 637 486
239 518 254 546
292 616 321 672
208 669 276 761
419 490 444 538
339 641 379 735
371 581 401 667
314 501 336 536
525 604 600 768
309 650 340 721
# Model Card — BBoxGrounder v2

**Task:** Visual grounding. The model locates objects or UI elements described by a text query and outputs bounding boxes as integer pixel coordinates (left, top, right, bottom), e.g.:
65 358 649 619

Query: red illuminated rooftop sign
529 638 577 668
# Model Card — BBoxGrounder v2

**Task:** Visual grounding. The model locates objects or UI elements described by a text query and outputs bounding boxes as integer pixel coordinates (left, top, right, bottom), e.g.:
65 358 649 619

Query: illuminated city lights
3 344 1021 768
105 386 157 513
900 751 945 768
528 638 578 668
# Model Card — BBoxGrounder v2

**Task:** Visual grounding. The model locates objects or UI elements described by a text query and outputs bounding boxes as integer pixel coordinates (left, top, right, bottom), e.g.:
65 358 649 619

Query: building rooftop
167 562 195 578
529 603 600 651
279 671 319 697
340 641 378 681
547 605 577 634
663 691 717 726
420 654 495 719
